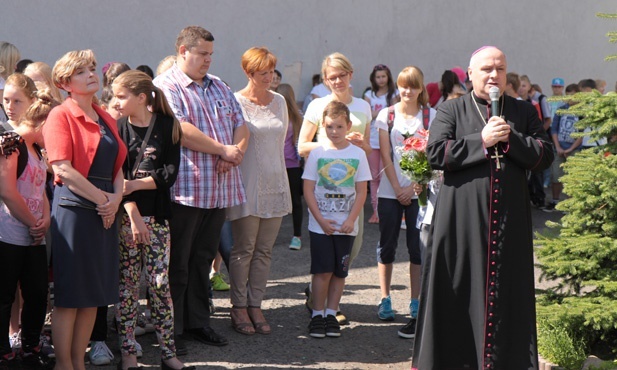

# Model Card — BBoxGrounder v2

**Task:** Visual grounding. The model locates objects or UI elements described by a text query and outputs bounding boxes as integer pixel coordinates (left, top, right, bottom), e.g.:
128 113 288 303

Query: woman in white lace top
227 47 291 336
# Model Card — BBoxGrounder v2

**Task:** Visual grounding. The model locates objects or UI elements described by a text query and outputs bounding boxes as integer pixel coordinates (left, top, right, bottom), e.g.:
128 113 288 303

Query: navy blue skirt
51 119 120 308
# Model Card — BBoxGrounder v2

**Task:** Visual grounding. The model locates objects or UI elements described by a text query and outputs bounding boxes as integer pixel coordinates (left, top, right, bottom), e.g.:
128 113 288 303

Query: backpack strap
422 106 430 130
537 94 546 121
386 106 396 161
387 106 395 133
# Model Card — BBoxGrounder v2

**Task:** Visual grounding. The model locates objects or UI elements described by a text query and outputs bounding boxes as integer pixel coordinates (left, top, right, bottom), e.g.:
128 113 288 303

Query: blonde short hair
156 55 176 76
52 49 97 91
24 62 64 102
0 42 20 79
321 52 353 81
397 66 429 107
241 47 277 75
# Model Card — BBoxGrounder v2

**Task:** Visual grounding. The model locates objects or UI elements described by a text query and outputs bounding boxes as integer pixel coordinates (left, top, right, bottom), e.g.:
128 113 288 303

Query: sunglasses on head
373 64 389 71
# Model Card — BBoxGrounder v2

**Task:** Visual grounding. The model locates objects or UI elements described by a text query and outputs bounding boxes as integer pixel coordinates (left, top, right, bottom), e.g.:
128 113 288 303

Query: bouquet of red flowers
398 128 434 206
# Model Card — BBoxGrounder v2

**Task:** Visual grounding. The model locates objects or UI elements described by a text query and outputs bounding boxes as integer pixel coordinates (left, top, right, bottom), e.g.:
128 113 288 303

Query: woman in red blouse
43 50 126 370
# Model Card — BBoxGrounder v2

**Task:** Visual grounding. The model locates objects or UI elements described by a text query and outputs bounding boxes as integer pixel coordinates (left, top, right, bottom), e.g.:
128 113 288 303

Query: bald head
467 47 507 100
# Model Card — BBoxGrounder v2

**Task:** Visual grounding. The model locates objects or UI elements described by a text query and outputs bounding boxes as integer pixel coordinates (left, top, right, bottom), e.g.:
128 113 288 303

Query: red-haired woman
227 47 291 336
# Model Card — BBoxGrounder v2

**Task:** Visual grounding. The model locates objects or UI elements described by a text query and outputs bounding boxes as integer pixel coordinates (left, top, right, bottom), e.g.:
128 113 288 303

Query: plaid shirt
154 64 246 209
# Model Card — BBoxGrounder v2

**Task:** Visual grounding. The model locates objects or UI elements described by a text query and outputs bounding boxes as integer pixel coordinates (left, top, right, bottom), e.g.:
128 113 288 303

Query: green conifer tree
536 12 617 363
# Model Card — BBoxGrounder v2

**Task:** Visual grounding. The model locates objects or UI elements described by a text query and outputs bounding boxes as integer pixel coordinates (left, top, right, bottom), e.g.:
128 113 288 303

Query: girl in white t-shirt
375 66 435 339
363 64 399 224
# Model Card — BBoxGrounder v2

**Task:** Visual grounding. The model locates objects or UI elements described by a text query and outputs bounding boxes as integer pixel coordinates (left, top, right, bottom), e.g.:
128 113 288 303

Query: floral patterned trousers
115 215 176 359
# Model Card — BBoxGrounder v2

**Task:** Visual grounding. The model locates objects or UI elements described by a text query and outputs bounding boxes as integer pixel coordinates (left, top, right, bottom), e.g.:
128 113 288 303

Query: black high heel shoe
161 360 196 370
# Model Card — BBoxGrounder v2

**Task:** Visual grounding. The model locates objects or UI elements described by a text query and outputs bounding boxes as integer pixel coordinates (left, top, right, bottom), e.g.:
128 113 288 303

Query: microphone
489 86 500 117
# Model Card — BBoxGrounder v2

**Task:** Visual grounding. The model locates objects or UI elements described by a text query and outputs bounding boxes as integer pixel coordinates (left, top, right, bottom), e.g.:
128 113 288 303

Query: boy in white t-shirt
302 101 371 338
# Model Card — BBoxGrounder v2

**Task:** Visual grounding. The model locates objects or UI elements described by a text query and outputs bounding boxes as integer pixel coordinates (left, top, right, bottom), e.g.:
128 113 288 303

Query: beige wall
4 0 616 98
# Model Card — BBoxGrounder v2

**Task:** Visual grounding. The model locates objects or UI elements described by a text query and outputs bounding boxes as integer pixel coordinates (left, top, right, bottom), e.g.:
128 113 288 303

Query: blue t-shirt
551 103 579 150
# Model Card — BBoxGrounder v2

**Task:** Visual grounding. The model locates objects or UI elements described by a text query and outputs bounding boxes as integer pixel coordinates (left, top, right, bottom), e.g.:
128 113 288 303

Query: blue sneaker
410 298 419 319
377 296 395 321
289 236 302 250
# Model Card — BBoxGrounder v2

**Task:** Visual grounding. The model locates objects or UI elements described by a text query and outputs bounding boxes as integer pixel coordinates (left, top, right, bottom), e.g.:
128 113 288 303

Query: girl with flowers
374 66 435 339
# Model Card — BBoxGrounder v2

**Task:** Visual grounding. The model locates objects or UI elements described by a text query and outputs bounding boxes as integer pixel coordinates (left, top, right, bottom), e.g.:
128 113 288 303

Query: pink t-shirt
0 152 47 246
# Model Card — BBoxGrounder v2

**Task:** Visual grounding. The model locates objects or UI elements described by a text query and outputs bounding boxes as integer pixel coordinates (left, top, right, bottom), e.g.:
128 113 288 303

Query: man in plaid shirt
154 25 249 352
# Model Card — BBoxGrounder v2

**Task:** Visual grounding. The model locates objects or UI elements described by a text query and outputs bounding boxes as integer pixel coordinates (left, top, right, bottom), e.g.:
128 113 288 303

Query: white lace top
227 92 292 220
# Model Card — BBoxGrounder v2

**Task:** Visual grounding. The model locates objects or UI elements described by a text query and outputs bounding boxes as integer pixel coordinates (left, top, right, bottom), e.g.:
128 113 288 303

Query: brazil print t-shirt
302 144 372 236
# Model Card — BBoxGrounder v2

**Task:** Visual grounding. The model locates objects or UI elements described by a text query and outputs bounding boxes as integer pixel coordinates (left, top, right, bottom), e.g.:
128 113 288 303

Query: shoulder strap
537 95 546 120
386 106 397 161
127 114 157 179
422 106 430 130
387 106 395 133
0 104 7 121
0 121 12 132
16 148 28 179
538 94 546 104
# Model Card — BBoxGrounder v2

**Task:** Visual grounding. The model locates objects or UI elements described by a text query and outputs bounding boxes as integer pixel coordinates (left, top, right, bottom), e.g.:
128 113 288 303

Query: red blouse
44 98 127 184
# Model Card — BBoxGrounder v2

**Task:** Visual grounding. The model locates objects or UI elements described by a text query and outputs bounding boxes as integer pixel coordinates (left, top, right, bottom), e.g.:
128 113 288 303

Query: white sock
312 310 324 318
325 308 337 317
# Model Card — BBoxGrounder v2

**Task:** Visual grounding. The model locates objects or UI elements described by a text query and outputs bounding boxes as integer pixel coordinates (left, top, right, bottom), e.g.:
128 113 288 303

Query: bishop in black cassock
412 47 554 370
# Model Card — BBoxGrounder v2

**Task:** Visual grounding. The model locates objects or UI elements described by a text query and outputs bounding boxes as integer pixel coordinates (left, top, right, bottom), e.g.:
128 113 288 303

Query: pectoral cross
491 147 503 170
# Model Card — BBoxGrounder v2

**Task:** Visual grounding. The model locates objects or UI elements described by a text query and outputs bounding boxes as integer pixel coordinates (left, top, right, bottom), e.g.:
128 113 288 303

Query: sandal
247 306 271 335
230 307 255 335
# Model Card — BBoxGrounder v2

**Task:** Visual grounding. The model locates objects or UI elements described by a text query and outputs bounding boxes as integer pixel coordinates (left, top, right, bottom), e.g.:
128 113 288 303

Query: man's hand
216 159 234 173
482 116 511 147
220 144 243 165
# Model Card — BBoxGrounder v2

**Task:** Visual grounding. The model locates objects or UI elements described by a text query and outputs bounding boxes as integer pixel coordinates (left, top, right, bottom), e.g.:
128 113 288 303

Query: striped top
154 63 246 209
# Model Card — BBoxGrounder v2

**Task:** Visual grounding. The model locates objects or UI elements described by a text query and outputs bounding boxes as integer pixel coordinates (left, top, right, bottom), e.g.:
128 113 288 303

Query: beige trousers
229 215 283 307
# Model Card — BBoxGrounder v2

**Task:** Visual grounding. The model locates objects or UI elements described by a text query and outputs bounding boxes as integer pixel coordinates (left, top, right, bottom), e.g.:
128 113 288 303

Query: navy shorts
309 232 354 278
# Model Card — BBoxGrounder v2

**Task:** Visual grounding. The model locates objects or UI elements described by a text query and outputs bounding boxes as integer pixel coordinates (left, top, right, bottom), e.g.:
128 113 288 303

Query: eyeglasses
326 72 349 83
373 64 389 71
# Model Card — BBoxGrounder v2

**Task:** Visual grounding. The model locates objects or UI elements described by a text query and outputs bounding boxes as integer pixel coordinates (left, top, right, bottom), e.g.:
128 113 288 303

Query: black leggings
90 305 108 341
0 242 48 355
286 167 303 237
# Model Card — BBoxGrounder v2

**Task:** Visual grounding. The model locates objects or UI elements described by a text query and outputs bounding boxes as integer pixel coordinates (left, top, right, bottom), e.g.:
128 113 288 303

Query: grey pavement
85 195 562 369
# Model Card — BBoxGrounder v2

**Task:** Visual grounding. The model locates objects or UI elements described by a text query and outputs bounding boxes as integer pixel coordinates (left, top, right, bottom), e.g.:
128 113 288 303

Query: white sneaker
9 331 21 351
88 341 114 366
135 340 143 358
